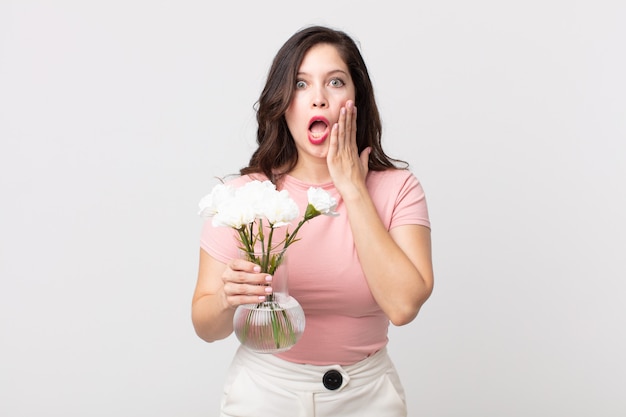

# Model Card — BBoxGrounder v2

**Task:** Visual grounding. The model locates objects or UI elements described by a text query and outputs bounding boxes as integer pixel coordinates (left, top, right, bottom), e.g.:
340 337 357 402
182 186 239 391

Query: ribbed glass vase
233 248 305 353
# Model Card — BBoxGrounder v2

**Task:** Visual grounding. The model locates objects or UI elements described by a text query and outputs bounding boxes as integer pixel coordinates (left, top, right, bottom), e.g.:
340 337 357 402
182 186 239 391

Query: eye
329 78 345 87
296 80 307 89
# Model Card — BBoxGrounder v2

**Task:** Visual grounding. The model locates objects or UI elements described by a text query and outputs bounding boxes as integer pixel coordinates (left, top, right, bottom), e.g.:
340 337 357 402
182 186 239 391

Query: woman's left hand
327 100 371 197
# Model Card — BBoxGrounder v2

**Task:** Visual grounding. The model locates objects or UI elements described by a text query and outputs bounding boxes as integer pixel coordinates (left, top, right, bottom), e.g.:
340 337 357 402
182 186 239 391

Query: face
284 43 356 160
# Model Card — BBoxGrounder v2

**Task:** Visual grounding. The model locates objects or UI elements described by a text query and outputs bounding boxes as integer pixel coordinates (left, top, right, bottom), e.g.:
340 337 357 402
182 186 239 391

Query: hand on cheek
327 100 370 192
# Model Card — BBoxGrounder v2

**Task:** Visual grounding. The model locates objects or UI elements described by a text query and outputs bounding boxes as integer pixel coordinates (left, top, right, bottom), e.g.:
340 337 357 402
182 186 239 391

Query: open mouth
308 116 330 145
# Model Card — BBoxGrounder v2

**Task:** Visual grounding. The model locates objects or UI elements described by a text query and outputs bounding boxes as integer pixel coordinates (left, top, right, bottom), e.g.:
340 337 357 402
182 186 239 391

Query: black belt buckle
322 369 343 390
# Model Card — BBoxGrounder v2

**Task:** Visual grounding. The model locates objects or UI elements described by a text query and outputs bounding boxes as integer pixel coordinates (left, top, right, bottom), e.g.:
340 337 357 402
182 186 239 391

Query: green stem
257 218 265 262
284 219 307 249
265 225 275 272
237 228 252 258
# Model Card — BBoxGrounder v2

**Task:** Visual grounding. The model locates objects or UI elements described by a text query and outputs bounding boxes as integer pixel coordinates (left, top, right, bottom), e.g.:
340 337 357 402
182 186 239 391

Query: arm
191 249 272 342
327 101 434 325
344 194 433 325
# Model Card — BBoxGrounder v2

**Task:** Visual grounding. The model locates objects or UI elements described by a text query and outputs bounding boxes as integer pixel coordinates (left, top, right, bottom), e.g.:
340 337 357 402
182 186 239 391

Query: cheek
284 113 302 140
332 89 356 105
284 107 297 129
345 85 356 102
285 101 307 126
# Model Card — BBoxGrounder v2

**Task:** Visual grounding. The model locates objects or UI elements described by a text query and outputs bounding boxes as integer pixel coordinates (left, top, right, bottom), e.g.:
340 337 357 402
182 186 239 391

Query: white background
1 1 625 416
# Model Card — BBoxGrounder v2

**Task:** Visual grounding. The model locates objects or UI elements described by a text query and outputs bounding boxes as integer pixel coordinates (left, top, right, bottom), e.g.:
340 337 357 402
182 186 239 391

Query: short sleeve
198 175 256 263
390 171 431 230
199 218 241 264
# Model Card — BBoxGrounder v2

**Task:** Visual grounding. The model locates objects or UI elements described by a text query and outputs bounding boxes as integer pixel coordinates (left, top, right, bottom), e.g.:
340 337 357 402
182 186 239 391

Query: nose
312 98 327 108
312 88 328 108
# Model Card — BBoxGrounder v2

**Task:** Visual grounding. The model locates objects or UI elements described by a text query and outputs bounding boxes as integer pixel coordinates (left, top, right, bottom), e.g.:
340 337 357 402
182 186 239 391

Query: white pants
220 346 407 417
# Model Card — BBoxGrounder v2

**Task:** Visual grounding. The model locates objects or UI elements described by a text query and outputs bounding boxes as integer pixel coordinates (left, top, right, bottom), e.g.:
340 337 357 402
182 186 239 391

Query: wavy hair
240 25 407 183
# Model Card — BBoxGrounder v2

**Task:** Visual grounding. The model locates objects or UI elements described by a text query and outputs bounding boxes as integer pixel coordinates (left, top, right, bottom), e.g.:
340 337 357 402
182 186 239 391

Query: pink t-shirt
200 169 430 365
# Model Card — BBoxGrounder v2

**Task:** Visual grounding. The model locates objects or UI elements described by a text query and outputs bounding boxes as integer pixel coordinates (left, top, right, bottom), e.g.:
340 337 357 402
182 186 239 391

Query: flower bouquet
199 179 338 353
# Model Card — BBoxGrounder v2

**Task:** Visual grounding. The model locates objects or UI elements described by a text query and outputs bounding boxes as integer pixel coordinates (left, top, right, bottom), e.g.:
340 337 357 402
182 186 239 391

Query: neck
288 158 332 185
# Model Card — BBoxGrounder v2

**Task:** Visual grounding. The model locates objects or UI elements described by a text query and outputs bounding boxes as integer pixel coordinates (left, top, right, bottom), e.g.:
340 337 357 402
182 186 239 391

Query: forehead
298 43 348 72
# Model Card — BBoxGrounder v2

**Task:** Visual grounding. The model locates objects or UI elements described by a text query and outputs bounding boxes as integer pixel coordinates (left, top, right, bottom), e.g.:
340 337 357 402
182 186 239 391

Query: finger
328 122 339 157
226 294 270 308
224 259 271 285
223 281 273 307
228 258 263 274
223 269 272 285
344 101 355 149
350 103 357 145
224 281 273 298
337 106 347 149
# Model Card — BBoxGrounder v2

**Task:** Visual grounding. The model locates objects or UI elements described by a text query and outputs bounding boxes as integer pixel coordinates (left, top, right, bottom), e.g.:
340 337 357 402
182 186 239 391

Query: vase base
233 298 305 354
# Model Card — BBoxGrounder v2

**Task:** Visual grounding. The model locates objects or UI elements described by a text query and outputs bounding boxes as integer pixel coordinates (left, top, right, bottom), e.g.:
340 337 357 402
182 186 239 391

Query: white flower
236 180 277 219
260 189 300 227
307 187 339 217
198 180 338 257
198 183 234 218
212 197 256 229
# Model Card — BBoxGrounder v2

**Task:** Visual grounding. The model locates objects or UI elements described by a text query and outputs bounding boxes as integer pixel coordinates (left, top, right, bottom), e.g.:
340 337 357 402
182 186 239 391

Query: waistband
231 346 393 393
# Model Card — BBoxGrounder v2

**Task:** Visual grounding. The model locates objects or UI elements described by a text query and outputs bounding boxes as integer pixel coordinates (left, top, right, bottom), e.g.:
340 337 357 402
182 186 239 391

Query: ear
360 146 372 168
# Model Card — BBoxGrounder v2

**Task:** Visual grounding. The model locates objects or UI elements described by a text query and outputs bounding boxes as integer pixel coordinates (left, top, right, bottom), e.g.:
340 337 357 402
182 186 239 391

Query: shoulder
366 168 421 190
367 169 428 208
221 173 269 187
368 169 430 227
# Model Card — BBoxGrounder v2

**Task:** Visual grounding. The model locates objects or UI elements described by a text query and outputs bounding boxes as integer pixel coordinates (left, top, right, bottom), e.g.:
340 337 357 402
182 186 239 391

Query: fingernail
253 265 261 272
258 296 266 301
341 107 346 115
265 275 272 282
264 286 273 293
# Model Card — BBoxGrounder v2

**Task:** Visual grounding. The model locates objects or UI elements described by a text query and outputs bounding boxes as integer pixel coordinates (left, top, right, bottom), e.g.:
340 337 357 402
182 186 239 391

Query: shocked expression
284 43 356 156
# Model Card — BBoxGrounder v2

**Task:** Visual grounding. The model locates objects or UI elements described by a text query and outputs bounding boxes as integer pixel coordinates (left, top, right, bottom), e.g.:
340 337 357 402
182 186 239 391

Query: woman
192 25 434 417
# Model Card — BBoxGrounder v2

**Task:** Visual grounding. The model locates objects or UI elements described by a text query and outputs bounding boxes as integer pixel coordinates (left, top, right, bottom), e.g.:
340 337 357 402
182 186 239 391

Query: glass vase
233 248 306 353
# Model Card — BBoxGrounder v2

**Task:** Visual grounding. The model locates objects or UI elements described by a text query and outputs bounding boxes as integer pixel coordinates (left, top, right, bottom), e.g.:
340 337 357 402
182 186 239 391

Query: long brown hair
240 25 407 183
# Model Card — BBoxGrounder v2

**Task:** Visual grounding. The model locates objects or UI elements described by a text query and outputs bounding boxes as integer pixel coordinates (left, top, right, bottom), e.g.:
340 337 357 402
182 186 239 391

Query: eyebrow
296 69 349 78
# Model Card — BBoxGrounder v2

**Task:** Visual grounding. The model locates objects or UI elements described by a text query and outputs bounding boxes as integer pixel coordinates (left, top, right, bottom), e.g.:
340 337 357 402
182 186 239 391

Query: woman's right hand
220 258 273 308
193 250 272 342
